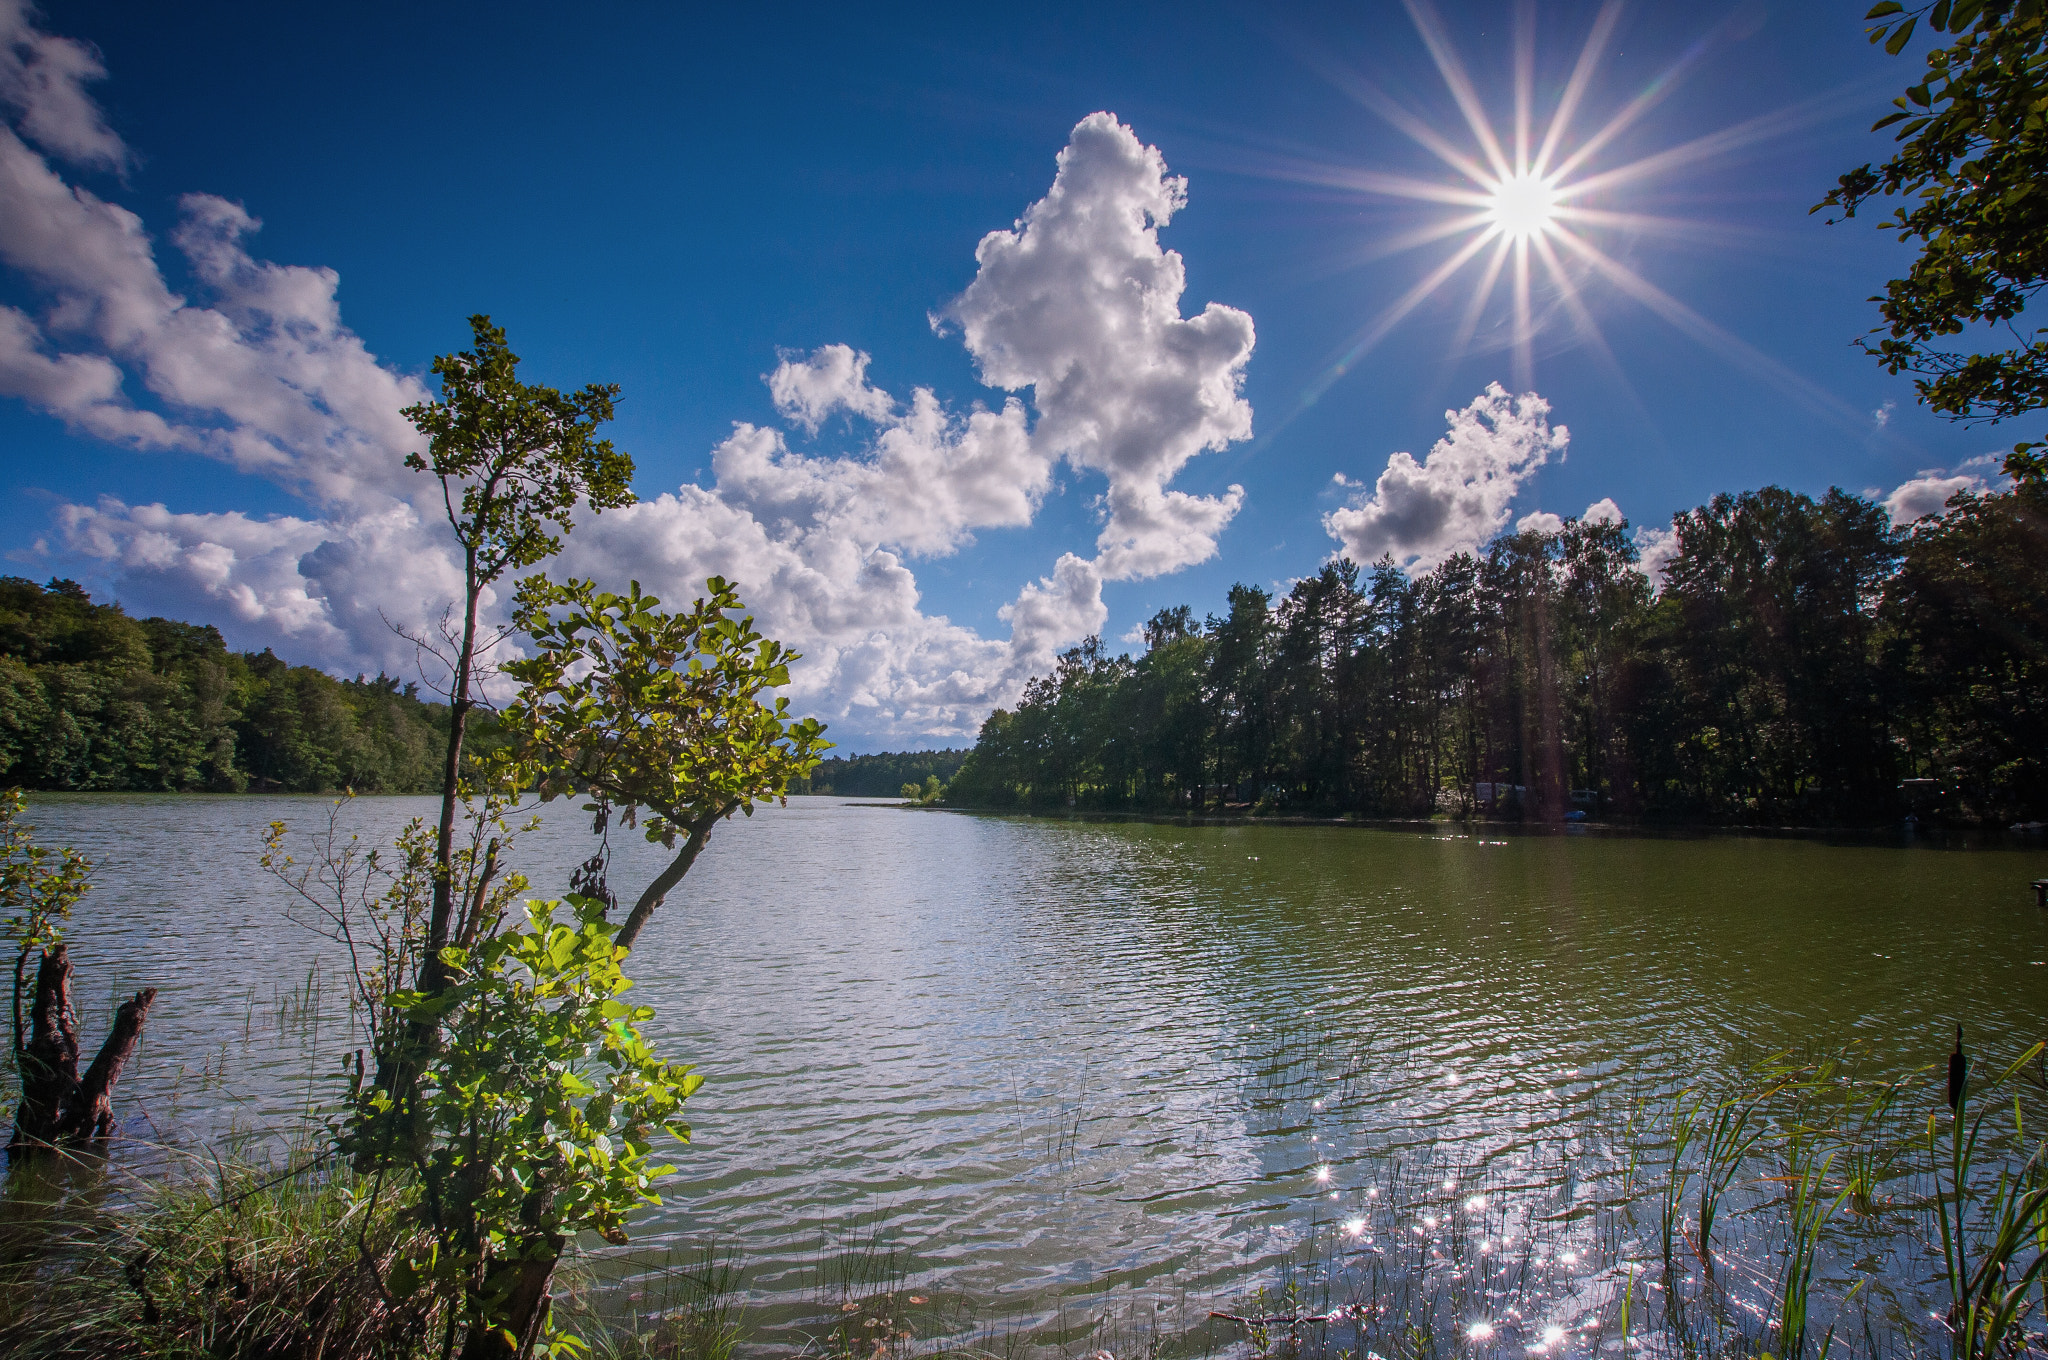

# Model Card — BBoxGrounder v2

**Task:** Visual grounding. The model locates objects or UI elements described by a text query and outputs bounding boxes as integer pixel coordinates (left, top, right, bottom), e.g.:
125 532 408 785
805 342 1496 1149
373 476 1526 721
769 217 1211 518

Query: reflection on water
11 794 2048 1354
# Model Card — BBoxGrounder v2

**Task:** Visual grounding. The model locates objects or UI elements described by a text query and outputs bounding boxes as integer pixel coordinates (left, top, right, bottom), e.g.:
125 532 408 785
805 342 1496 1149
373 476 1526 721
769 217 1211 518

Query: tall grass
0 1140 434 1359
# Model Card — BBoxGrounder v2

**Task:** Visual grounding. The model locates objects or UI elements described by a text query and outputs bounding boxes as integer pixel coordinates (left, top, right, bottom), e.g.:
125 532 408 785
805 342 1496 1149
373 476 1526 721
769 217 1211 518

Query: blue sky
0 1 2005 748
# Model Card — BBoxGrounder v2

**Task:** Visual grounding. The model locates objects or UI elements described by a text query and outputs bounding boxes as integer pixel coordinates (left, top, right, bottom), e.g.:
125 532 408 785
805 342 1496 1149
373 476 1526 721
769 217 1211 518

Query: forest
800 748 969 796
949 481 2048 826
0 576 472 793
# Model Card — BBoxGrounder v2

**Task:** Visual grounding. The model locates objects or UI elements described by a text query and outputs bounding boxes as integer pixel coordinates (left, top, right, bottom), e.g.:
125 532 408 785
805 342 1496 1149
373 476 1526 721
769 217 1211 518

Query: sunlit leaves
378 895 701 1296
3 787 91 1054
505 574 828 866
402 316 635 582
0 788 88 960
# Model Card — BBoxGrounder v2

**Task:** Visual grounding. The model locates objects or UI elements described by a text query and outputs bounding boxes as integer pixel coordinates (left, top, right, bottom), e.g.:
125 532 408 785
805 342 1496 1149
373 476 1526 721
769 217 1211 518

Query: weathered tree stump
9 943 156 1153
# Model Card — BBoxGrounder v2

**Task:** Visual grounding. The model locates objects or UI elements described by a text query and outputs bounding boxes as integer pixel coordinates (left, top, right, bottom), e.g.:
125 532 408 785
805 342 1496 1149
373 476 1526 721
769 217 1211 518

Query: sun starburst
1260 0 1862 428
1486 171 1560 241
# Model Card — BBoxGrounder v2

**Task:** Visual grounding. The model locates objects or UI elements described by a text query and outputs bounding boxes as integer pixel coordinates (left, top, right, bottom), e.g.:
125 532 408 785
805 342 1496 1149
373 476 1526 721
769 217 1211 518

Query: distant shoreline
914 800 2048 848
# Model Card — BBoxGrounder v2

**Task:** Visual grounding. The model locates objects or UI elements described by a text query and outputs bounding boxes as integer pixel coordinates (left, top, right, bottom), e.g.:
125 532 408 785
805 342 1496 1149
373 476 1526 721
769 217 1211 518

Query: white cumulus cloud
766 343 896 433
1883 455 2005 526
0 17 1245 746
949 110 1254 581
1323 383 1568 571
1633 524 1681 588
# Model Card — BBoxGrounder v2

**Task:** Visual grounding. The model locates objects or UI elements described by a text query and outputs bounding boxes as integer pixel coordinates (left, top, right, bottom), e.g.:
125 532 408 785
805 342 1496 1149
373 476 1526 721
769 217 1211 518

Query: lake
11 794 2048 1355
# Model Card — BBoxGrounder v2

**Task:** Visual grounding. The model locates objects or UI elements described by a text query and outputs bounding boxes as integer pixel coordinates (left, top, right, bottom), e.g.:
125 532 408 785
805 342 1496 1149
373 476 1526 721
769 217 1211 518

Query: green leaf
1865 1 1903 16
1885 15 1917 54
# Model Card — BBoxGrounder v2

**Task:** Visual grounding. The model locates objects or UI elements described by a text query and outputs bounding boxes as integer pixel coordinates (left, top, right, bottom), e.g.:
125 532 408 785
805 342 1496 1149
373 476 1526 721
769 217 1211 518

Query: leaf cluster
1818 1 2048 473
368 896 701 1338
403 316 636 585
3 787 91 1057
505 577 829 850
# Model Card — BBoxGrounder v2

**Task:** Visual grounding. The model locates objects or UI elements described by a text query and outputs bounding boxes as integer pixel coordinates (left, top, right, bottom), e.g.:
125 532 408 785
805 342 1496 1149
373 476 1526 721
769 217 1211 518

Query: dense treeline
802 748 969 796
0 577 482 793
951 483 2048 826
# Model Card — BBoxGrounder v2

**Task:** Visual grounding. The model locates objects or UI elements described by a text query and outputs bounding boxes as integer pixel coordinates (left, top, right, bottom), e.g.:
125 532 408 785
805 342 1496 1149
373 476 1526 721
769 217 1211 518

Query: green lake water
11 795 2048 1354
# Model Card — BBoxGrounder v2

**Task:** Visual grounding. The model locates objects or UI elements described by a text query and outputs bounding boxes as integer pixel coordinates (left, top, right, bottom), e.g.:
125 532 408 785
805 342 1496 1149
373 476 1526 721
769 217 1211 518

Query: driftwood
9 942 156 1152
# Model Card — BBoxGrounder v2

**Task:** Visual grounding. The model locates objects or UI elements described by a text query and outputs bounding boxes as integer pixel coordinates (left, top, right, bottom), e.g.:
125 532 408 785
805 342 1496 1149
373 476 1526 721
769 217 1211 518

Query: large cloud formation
949 112 1254 582
1323 383 1568 571
0 4 1254 743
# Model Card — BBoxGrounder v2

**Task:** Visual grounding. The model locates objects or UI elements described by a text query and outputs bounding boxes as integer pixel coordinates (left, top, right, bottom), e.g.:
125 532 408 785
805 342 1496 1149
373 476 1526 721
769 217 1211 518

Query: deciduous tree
1818 1 2048 477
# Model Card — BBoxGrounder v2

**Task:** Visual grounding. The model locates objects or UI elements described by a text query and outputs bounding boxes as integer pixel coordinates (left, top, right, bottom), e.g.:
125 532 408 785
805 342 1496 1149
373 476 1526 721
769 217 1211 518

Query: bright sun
1487 172 1559 241
1276 0 1840 418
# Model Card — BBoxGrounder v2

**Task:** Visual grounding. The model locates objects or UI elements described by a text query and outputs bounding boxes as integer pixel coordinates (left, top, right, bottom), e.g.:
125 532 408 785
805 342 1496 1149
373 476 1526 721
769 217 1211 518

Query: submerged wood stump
9 943 156 1153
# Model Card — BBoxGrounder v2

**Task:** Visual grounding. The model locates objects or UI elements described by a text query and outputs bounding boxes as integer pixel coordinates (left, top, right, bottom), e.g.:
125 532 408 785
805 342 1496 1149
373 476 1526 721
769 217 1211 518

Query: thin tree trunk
459 1246 562 1360
616 804 732 952
379 567 484 1119
426 562 484 986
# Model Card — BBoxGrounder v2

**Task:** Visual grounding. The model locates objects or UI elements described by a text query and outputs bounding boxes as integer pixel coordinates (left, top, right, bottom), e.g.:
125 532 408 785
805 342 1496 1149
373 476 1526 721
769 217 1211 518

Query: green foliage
370 896 702 1346
509 576 827 849
404 316 635 583
801 748 968 796
0 576 463 793
1929 1041 2048 1360
2 787 90 1058
506 576 827 948
268 794 707 1357
951 485 2048 825
1819 1 2048 476
898 775 945 806
1881 479 2048 811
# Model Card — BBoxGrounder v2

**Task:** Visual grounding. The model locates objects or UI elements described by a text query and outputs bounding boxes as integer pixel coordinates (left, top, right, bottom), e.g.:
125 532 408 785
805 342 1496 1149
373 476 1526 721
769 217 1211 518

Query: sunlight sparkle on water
1468 1322 1497 1341
1316 1164 1333 1183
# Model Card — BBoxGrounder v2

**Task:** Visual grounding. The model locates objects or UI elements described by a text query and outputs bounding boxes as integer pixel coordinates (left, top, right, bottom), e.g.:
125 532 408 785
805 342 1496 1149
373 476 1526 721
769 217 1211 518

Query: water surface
14 795 2048 1353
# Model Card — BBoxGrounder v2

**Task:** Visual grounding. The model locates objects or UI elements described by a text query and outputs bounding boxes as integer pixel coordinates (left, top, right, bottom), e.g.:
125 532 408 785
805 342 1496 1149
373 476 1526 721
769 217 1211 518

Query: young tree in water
401 316 634 1000
1817 2 2048 478
3 789 154 1150
505 576 828 950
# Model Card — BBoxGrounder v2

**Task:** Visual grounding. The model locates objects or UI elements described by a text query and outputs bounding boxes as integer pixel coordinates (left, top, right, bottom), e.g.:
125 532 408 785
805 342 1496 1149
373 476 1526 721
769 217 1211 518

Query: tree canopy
950 480 2048 826
0 576 475 793
505 575 829 950
1819 0 2048 475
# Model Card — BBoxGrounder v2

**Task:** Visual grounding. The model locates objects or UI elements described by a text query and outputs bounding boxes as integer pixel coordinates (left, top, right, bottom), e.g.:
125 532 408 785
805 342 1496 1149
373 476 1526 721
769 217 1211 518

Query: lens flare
1252 0 1865 432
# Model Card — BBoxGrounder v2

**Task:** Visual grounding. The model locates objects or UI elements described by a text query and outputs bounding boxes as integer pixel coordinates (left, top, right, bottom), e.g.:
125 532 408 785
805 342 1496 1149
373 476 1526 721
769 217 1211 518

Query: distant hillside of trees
802 749 969 797
0 577 496 793
949 482 2048 827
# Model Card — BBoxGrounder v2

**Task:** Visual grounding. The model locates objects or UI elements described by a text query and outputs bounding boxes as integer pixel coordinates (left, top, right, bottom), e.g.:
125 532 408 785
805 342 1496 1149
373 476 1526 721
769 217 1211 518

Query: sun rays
1276 0 1860 424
